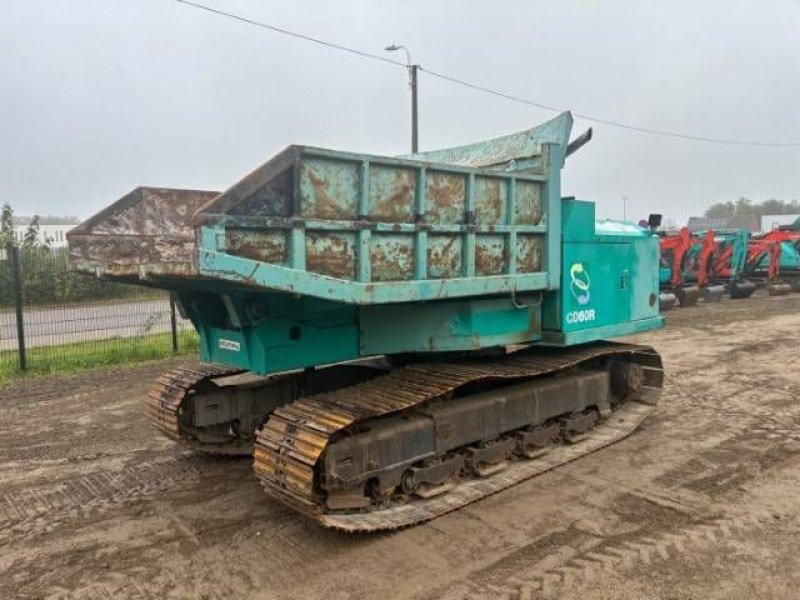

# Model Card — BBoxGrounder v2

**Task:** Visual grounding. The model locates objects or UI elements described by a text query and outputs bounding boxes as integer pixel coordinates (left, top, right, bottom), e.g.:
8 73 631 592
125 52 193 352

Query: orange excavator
692 230 726 302
658 227 701 309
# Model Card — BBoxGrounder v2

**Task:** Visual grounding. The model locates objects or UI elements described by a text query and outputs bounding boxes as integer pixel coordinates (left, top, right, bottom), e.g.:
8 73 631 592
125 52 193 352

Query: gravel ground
1 291 799 599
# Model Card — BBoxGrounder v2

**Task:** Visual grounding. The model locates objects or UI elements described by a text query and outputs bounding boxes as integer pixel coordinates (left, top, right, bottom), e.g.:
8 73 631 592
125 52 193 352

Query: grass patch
0 330 199 384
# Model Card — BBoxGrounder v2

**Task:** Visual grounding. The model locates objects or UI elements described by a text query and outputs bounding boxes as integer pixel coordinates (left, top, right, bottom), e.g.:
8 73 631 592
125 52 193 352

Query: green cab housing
67 112 663 377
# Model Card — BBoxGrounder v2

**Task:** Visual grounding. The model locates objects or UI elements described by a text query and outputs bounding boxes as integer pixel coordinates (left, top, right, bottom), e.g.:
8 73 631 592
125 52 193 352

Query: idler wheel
611 361 644 400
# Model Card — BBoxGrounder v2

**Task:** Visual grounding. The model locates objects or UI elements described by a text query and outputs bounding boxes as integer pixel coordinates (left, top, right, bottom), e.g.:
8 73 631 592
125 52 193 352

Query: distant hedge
0 246 159 308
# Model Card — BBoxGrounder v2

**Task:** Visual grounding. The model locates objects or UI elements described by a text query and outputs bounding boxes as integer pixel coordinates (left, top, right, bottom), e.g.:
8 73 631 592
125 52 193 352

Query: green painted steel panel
542 316 664 346
542 198 662 344
561 243 631 332
359 297 541 355
179 289 544 375
181 291 360 375
779 242 800 270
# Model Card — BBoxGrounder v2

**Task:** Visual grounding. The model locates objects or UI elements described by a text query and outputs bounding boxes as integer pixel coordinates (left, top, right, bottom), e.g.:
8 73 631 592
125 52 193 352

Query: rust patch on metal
68 187 218 275
515 181 542 225
370 234 414 281
306 232 357 280
427 234 462 279
473 177 506 225
475 234 507 276
369 165 415 223
516 235 543 273
229 170 293 218
225 229 288 264
425 171 466 225
298 159 359 220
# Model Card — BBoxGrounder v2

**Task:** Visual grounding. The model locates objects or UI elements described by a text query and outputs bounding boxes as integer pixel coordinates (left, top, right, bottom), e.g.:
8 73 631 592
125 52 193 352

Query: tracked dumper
69 112 665 531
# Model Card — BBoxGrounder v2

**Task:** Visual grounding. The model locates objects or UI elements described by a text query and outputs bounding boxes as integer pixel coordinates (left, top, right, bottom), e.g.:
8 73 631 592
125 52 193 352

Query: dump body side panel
67 187 219 278
194 144 561 305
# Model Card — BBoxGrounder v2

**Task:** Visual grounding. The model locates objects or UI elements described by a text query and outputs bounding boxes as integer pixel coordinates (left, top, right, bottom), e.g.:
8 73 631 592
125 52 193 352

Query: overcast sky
3 0 799 223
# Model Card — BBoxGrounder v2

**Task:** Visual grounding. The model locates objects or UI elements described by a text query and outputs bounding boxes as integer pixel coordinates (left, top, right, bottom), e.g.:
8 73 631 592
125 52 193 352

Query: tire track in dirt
438 411 800 599
0 454 244 545
515 509 786 599
4 511 246 599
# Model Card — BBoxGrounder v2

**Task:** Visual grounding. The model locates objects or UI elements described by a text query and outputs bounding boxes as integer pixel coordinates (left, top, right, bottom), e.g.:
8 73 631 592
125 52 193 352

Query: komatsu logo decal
569 262 591 305
219 339 241 352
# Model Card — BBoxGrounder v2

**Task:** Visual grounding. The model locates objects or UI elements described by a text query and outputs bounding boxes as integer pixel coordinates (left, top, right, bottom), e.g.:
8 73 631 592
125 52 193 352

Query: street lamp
385 43 419 153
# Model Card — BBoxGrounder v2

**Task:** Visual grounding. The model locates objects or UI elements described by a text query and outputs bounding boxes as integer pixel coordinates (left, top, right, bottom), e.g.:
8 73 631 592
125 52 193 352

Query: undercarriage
146 342 663 531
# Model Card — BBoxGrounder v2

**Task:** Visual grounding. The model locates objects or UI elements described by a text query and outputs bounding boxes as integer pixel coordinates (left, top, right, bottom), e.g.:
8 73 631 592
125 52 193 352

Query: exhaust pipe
566 128 593 157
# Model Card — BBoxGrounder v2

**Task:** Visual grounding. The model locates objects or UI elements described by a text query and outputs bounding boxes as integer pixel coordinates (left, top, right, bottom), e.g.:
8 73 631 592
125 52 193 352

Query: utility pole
385 44 418 153
410 64 418 153
622 196 628 221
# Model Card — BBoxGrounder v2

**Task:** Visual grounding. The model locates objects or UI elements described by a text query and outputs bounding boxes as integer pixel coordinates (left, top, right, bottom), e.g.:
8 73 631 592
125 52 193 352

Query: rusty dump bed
68 112 575 305
68 187 219 278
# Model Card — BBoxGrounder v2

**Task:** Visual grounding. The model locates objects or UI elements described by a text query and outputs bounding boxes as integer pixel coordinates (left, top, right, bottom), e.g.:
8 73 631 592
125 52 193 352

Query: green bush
0 247 159 308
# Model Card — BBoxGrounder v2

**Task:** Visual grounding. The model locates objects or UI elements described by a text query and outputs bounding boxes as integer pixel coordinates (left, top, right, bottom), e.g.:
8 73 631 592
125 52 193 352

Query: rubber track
145 364 244 442
253 342 663 531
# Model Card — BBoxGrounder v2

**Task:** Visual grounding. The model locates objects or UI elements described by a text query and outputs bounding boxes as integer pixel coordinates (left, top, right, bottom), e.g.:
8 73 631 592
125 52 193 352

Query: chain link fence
0 245 197 380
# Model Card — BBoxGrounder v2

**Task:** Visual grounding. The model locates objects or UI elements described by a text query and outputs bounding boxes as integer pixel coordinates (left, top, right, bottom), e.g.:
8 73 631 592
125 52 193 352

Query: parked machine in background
701 229 757 299
753 225 800 292
657 227 724 310
688 230 726 302
710 229 790 297
658 227 700 310
68 112 665 531
745 235 792 295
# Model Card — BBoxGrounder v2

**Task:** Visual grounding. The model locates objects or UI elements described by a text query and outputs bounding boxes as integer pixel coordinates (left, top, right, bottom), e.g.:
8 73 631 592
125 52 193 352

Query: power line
174 0 406 68
420 68 800 147
174 0 800 148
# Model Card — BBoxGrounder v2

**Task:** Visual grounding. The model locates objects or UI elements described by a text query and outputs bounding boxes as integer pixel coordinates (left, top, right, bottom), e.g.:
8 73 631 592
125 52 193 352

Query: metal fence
0 245 196 377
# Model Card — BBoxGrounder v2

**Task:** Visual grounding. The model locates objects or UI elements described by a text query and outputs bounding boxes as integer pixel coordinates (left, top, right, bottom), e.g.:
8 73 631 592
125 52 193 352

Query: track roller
701 285 725 302
401 456 465 497
675 285 701 307
561 409 599 443
729 280 757 299
465 438 516 477
659 292 677 311
768 282 792 296
515 422 561 459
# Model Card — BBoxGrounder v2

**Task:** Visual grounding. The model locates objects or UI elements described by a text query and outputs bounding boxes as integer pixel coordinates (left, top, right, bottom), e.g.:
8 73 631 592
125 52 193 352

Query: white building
10 224 72 248
760 214 800 232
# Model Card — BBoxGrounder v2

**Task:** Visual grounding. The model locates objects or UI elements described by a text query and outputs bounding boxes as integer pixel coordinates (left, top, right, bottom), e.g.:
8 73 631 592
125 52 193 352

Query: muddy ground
2 292 799 599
